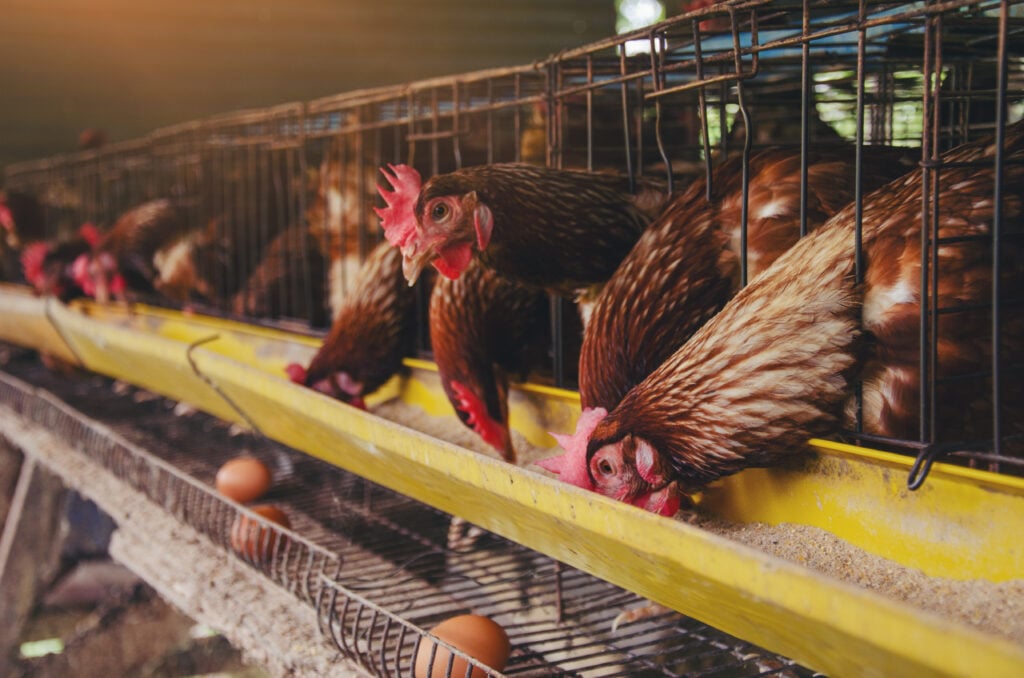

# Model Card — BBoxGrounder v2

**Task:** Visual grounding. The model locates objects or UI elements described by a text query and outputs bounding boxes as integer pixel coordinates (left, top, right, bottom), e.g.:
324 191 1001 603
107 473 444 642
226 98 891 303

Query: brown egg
215 457 272 503
230 504 291 561
413 614 511 678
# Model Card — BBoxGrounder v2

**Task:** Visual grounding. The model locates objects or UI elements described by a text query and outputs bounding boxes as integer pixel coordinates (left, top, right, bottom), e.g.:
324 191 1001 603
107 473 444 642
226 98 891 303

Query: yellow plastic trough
0 283 1021 677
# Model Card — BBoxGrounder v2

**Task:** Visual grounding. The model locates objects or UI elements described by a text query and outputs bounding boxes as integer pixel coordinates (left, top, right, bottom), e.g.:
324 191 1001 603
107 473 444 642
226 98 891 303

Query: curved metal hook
906 445 940 491
43 296 85 368
907 442 965 490
185 334 264 437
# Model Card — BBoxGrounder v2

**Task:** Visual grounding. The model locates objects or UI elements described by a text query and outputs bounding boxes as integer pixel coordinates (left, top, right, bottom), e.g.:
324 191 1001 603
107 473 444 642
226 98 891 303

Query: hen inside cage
7 1 1021 476
2 3 1024 673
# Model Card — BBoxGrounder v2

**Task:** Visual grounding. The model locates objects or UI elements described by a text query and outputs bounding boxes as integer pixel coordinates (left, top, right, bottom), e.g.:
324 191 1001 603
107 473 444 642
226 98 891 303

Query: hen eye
596 459 615 477
430 202 450 221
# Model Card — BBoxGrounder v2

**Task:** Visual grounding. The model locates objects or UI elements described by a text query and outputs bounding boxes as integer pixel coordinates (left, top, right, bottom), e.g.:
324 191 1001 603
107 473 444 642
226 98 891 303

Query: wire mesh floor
0 344 821 677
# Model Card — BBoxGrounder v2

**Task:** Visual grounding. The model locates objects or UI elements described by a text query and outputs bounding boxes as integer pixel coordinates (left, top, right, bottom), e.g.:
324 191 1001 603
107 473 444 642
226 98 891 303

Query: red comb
536 407 609 491
78 222 101 247
20 242 50 289
374 164 422 249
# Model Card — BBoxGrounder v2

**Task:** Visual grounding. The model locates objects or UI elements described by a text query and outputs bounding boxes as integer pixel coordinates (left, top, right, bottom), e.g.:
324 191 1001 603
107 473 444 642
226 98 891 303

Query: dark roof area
0 0 616 168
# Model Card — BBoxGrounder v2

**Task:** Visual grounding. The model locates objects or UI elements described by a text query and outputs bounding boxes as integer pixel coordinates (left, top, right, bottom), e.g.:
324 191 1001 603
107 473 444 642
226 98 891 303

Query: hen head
537 407 681 516
284 362 367 410
587 432 682 516
71 252 125 302
376 164 492 285
448 379 512 460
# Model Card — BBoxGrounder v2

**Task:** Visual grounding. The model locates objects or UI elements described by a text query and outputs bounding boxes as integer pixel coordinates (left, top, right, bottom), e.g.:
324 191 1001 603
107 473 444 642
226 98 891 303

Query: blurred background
0 0 683 168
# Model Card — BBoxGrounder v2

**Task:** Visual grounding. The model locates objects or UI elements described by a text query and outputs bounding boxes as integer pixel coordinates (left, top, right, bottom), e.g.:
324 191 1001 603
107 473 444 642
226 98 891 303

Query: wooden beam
0 456 67 674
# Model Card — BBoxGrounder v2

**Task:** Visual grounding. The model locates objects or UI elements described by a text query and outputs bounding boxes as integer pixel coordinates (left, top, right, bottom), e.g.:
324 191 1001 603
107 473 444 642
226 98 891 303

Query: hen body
87 198 195 301
232 223 328 327
290 240 421 406
580 146 912 412
576 122 1023 508
378 163 669 296
430 262 550 461
305 143 380 318
146 216 234 307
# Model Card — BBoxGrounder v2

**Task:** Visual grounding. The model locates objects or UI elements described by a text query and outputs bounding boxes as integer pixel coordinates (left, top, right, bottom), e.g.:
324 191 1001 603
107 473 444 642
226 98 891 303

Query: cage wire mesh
0 368 341 605
0 351 820 677
1 0 1022 559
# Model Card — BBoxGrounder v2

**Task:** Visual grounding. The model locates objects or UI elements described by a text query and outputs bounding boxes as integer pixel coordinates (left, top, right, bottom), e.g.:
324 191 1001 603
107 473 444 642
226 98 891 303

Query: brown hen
546 121 1024 512
578 146 912 414
429 262 550 461
78 199 196 303
376 163 669 296
232 223 328 327
286 240 421 408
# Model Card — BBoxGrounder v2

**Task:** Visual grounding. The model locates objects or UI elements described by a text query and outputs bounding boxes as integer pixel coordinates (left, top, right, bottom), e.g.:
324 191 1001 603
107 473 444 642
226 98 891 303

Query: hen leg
611 602 671 632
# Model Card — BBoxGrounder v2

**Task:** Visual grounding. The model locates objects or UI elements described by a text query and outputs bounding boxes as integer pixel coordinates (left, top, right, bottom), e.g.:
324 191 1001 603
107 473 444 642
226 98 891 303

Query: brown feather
231 224 328 326
580 146 912 412
414 163 669 295
303 240 421 402
429 263 550 460
97 199 193 292
305 143 381 317
587 121 1024 497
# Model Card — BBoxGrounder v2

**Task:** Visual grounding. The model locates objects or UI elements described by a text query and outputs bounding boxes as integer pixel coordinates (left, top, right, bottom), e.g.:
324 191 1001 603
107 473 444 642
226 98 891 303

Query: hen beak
401 246 434 286
638 481 683 517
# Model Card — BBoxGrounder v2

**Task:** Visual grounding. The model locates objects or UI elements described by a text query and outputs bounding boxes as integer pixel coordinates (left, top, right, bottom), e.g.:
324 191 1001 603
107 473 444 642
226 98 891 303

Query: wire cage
0 368 342 605
3 4 1023 472
0 352 823 677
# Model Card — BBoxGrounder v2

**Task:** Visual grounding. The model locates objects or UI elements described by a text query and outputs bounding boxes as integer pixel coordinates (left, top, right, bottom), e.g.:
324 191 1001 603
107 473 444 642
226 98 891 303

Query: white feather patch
863 278 916 328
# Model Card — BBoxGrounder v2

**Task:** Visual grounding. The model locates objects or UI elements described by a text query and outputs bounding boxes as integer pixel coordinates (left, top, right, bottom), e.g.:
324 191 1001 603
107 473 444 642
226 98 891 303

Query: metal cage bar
3 0 1023 476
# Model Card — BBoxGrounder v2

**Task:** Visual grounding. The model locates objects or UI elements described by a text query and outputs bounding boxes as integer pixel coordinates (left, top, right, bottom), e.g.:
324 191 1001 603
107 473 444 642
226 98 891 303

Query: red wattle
632 487 682 516
432 242 473 280
71 254 95 297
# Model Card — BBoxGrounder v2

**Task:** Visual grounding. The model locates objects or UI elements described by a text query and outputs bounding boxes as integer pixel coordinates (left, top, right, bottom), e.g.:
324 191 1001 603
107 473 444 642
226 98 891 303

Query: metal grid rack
0 349 819 677
4 1 1022 478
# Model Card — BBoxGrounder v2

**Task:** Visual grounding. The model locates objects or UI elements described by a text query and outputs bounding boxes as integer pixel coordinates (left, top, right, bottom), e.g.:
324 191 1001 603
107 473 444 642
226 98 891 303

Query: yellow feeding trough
1 283 1021 678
